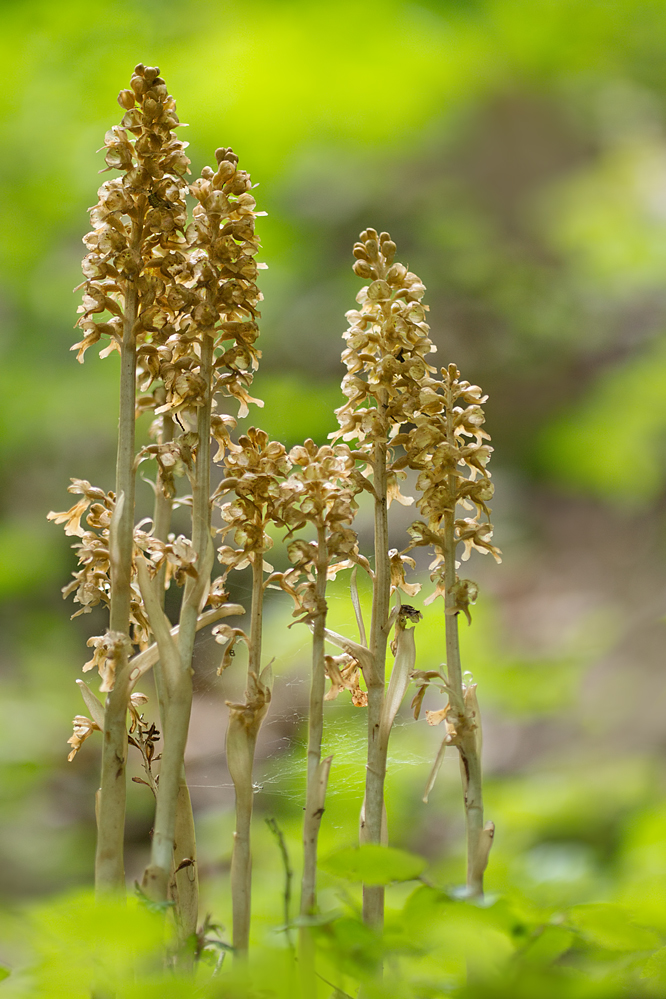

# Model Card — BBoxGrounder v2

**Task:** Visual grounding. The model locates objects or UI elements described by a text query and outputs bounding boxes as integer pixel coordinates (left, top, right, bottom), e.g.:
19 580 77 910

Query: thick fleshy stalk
230 552 265 956
95 220 140 895
441 376 492 898
142 336 214 905
362 434 391 928
151 413 199 942
299 526 333 983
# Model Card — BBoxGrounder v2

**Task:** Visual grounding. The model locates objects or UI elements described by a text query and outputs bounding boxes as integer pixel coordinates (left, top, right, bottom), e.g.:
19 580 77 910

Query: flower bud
365 238 379 261
130 74 148 96
117 89 136 110
213 159 236 187
381 240 397 264
215 146 239 165
353 260 375 279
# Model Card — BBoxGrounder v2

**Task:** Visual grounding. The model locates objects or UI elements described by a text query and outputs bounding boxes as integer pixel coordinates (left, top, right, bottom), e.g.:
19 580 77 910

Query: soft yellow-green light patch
237 373 342 446
179 0 488 167
541 335 666 506
547 141 666 296
0 522 60 599
0 359 117 459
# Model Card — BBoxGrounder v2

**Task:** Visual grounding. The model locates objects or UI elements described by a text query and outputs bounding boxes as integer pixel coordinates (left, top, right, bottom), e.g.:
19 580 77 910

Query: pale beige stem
443 383 489 899
150 416 199 944
150 413 173 716
363 435 391 929
230 551 264 956
172 781 199 944
230 742 254 955
143 335 214 906
299 525 332 984
95 217 141 896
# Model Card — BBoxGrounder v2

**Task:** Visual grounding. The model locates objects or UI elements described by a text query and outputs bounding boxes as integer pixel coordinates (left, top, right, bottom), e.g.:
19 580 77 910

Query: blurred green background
4 0 666 969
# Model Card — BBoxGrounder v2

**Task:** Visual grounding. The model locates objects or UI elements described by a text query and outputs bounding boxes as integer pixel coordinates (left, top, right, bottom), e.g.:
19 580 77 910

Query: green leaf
642 945 666 985
0 966 10 981
321 844 427 884
522 925 574 965
569 903 659 952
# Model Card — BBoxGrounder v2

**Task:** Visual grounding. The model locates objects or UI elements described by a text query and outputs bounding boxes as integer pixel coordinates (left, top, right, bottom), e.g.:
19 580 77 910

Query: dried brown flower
67 715 101 761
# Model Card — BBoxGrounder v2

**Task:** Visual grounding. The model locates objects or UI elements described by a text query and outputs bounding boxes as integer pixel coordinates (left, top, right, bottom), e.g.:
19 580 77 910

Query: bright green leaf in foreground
321 844 427 884
522 924 574 965
569 902 659 952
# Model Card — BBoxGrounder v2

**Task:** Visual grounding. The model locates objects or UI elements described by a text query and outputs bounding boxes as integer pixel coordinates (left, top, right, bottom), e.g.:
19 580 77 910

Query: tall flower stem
143 335 214 905
441 377 490 899
443 512 488 897
230 551 265 956
299 525 332 980
95 217 141 896
334 229 435 931
363 432 391 928
151 414 199 940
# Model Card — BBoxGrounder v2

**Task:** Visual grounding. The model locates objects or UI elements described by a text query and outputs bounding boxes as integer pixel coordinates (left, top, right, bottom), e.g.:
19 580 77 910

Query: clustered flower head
139 144 265 427
48 479 115 615
75 64 265 448
74 64 190 365
402 362 501 608
273 439 361 624
215 428 291 576
188 147 264 419
333 228 437 449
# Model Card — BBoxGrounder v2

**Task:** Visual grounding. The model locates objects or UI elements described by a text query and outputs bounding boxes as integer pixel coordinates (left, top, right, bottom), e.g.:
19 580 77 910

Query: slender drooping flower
402 361 500 897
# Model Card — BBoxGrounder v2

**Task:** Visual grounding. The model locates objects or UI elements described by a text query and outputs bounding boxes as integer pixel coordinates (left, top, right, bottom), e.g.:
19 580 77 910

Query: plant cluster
48 67 502 990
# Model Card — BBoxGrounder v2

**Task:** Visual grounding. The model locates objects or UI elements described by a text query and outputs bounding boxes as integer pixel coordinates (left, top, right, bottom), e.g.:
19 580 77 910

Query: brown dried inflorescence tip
75 64 265 436
403 362 501 608
140 145 265 425
75 64 190 364
188 147 265 419
333 228 437 447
